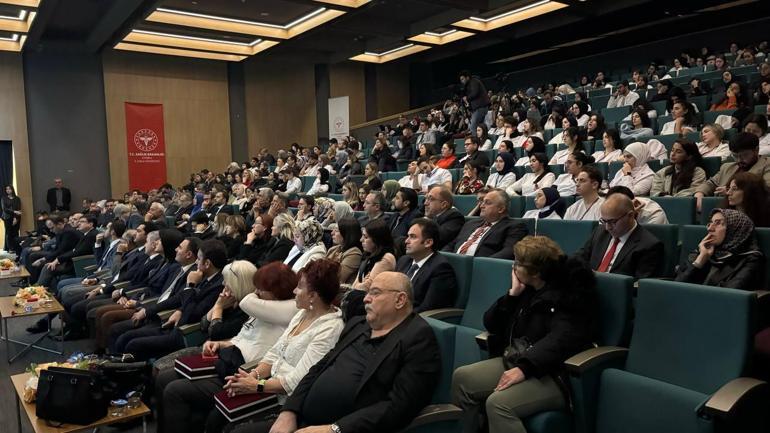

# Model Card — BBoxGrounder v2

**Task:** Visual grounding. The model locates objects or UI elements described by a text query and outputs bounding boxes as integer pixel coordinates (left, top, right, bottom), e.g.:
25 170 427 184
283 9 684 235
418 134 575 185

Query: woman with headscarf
330 200 354 225
283 218 326 273
239 214 274 263
522 187 566 220
608 141 655 196
676 209 765 290
306 167 330 196
486 152 517 190
314 197 335 228
382 179 400 211
570 101 590 127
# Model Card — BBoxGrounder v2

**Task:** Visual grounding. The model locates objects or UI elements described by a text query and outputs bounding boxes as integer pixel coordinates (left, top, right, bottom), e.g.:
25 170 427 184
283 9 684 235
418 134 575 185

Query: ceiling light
0 9 35 32
454 1 568 31
0 32 18 41
114 42 248 62
409 29 474 45
0 9 26 20
124 30 278 55
351 43 431 63
0 1 38 7
0 33 24 52
132 29 262 47
147 7 344 39
314 0 370 7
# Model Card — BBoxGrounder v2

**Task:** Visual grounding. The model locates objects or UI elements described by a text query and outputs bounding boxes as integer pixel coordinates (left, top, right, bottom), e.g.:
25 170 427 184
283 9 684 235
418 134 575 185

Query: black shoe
26 318 49 334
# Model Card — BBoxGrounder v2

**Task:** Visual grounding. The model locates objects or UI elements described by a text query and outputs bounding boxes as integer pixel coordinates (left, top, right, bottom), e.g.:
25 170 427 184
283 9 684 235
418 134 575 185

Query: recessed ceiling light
260 12 269 16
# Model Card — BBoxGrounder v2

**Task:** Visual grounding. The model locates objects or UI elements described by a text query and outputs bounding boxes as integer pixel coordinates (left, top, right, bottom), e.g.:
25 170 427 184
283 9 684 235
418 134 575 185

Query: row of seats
415 264 766 433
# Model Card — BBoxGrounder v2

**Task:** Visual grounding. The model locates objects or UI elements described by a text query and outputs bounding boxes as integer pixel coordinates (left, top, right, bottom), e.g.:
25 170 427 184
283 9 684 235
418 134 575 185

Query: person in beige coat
325 218 363 284
651 140 706 197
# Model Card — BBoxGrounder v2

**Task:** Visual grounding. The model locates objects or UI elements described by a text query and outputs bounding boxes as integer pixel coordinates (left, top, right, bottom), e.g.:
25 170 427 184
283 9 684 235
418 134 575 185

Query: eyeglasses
366 288 403 298
599 211 631 226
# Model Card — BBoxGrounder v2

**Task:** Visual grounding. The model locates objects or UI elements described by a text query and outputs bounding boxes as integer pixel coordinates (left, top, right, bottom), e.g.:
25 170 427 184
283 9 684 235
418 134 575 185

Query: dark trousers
115 325 185 361
156 368 225 433
108 317 145 352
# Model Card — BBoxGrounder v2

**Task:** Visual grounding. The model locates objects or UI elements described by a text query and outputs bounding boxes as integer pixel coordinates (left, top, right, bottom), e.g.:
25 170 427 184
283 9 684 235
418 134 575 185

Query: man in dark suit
397 218 457 312
358 191 393 228
390 187 421 239
444 189 528 259
207 190 234 221
575 193 664 279
424 185 465 250
457 136 490 169
27 215 82 285
241 271 440 433
46 178 71 211
112 239 227 360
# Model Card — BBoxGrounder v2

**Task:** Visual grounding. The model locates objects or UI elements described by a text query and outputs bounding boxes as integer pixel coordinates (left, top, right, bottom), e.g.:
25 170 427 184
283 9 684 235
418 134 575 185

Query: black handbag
502 337 533 369
36 367 108 425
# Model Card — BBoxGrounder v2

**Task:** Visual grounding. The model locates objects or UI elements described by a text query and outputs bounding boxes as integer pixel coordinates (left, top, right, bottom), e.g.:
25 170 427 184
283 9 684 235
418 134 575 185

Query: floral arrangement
14 286 51 307
0 258 14 270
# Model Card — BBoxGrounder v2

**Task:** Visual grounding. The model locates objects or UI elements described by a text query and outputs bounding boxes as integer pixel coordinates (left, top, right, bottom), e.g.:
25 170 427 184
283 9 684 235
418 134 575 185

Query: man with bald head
250 272 441 433
444 188 528 259
575 192 664 279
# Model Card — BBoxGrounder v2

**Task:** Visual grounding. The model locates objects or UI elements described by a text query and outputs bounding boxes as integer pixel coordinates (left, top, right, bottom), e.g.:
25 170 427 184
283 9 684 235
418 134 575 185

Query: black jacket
675 250 766 290
257 237 294 267
390 208 422 239
146 265 196 318
178 271 225 326
396 253 457 312
484 284 596 378
237 236 272 264
370 149 397 173
46 187 71 211
282 314 441 433
44 227 81 261
463 76 490 110
443 216 529 260
575 224 664 279
431 208 465 250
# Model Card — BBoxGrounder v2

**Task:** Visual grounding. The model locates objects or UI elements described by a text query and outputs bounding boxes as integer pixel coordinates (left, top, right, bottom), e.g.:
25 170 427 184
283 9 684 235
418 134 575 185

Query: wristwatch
256 379 266 393
330 424 342 433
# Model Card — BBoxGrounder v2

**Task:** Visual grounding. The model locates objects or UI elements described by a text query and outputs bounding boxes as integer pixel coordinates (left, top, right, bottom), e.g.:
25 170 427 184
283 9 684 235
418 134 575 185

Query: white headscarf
624 142 652 174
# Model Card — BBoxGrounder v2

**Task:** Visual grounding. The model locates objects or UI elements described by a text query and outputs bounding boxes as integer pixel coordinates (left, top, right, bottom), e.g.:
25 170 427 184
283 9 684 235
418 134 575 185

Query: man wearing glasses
575 193 663 279
254 271 441 433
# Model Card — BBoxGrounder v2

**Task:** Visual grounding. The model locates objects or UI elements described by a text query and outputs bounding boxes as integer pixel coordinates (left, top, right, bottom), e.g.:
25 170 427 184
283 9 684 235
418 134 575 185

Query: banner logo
134 128 159 152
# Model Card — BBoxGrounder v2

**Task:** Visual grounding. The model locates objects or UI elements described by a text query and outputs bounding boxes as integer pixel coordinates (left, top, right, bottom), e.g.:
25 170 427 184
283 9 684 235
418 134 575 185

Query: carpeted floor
0 280 155 433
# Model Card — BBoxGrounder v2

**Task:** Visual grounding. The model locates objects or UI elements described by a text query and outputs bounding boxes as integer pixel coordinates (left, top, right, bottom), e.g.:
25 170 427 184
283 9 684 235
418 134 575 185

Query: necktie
597 237 620 272
392 214 403 231
406 262 419 279
458 222 491 255
158 268 186 303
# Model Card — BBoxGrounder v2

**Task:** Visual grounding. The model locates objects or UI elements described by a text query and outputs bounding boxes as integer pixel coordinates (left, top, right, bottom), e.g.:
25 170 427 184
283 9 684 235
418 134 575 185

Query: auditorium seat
651 100 668 116
73 255 97 278
348 174 366 186
641 224 680 278
678 224 707 266
508 195 525 218
650 196 696 225
327 193 343 201
704 109 736 125
535 219 597 255
453 195 477 216
689 94 710 113
566 279 765 433
701 157 722 178
439 252 473 310
601 106 631 125
755 228 770 289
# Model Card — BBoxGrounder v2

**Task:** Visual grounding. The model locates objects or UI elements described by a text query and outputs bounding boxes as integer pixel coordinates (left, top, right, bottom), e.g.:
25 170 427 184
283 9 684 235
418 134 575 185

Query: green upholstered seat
535 219 597 255
641 223 679 278
439 252 473 309
650 196 696 225
452 195 478 216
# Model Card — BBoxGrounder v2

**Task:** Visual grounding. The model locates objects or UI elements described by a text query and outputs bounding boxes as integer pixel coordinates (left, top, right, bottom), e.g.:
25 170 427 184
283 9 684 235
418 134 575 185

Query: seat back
301 176 315 192
627 279 755 394
678 224 707 265
641 224 679 278
602 106 631 124
453 195 477 216
72 255 97 278
439 252 473 309
704 109 736 125
701 157 722 178
650 196 695 225
423 317 457 404
699 197 724 224
508 195 524 218
460 257 513 330
328 193 344 201
535 219 597 255
594 272 634 347
755 228 770 289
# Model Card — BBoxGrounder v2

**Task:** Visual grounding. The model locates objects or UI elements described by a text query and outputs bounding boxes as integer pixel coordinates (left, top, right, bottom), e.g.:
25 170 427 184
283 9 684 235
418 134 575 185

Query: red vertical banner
125 102 167 191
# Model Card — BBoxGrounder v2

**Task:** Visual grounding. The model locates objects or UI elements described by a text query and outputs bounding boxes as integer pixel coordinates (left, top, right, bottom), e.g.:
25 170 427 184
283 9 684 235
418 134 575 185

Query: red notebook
174 354 218 380
214 390 280 422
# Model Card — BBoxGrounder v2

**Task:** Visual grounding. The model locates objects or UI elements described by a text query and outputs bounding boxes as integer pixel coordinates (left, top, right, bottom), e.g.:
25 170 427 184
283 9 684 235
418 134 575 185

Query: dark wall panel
23 51 110 213
228 61 249 163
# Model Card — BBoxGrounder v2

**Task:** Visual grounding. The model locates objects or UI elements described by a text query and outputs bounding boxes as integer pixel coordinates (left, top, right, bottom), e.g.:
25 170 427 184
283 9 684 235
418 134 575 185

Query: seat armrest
125 287 147 297
178 323 201 335
157 310 174 321
94 270 111 279
240 359 260 372
113 281 130 291
702 378 769 417
475 331 490 351
756 290 770 300
84 265 97 272
419 308 465 320
141 297 159 307
399 404 463 432
564 346 629 375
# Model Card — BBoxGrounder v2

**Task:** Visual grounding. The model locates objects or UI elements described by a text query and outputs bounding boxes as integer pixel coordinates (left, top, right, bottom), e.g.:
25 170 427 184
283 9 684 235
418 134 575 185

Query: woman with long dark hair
306 167 330 196
508 153 555 196
651 140 706 197
1 185 21 253
725 172 770 227
325 217 363 284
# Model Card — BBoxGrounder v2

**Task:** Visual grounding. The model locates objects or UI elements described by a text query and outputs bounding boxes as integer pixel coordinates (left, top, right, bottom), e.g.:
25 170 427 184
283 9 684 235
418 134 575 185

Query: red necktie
458 222 491 255
597 237 620 272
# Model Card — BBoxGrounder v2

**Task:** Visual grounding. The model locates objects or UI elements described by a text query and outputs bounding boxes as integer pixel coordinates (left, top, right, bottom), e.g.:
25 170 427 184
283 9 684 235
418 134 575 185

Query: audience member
358 191 392 227
390 187 421 238
457 136 491 168
553 152 594 196
397 218 458 312
284 218 326 273
575 193 664 278
725 172 770 227
353 219 396 291
453 236 597 433
46 177 71 211
592 128 623 163
325 217 363 284
507 153 555 196
486 152 517 190
564 166 605 221
444 189 528 259
651 139 707 197
609 141 655 196
659 100 697 135
522 187 565 221
419 155 453 193
549 127 584 165
676 209 765 290
436 142 458 169
455 161 486 195
424 186 465 249
697 123 731 160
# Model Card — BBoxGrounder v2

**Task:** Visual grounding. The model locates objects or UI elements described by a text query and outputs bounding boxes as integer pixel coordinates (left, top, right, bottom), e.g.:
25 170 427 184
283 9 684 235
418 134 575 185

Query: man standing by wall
460 70 490 135
46 178 71 211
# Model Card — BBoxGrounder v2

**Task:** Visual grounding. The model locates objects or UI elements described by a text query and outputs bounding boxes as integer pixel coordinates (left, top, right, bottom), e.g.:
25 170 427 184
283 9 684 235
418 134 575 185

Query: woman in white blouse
514 136 547 166
158 262 303 433
306 168 331 196
219 259 344 424
486 152 517 190
552 152 595 197
659 100 698 135
608 141 655 196
477 123 494 151
281 167 302 195
549 126 584 165
548 116 577 145
507 153 555 197
570 101 590 127
511 118 544 148
284 218 326 273
592 129 623 163
697 123 731 160
522 186 566 220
